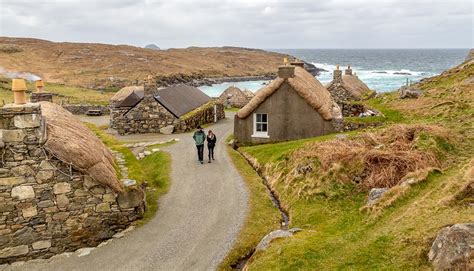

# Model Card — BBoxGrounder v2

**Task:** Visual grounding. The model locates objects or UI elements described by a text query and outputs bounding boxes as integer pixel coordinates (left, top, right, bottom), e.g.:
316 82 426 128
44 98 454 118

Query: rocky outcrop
428 223 473 270
367 188 389 206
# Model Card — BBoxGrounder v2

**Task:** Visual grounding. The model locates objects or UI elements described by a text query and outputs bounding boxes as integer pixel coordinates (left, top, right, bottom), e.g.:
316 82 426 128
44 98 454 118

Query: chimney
290 59 305 68
144 75 156 98
345 65 353 75
35 80 44 93
11 79 27 105
333 64 342 83
278 65 295 79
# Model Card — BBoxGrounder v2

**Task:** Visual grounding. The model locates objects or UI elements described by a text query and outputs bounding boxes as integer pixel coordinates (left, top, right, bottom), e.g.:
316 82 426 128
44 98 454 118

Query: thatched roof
243 90 255 99
237 66 335 120
110 86 144 102
327 74 371 99
218 86 250 108
40 102 123 192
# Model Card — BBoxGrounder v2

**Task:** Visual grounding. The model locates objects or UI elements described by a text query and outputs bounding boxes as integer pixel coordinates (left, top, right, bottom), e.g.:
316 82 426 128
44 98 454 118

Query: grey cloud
0 0 472 48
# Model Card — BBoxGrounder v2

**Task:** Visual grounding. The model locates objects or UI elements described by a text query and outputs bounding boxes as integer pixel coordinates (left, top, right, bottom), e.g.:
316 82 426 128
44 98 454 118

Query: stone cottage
234 65 342 144
326 65 374 103
218 86 252 108
110 78 225 135
0 95 145 263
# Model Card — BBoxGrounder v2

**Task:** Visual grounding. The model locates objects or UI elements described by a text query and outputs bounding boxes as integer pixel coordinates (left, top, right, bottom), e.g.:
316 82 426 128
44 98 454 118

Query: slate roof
155 84 211 117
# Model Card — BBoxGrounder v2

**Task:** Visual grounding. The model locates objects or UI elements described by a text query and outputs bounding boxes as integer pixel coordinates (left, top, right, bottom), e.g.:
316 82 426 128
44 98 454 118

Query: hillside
0 37 294 89
228 58 473 269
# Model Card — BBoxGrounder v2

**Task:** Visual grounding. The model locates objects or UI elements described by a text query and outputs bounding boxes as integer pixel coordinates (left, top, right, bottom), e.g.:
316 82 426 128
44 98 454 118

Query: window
252 113 269 138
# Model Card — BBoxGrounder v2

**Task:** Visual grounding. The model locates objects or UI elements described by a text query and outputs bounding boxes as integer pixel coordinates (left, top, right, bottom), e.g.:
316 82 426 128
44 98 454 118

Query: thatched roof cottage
234 65 342 144
218 86 251 108
0 92 145 262
326 65 374 105
110 78 224 135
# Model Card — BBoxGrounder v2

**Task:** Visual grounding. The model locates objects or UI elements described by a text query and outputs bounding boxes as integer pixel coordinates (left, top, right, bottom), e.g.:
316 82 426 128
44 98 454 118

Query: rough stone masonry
0 102 145 264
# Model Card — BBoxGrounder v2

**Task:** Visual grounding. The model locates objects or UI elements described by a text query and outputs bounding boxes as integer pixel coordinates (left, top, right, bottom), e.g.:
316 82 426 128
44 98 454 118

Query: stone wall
62 104 110 115
177 102 225 132
0 103 144 264
341 102 367 117
110 98 225 135
30 93 53 103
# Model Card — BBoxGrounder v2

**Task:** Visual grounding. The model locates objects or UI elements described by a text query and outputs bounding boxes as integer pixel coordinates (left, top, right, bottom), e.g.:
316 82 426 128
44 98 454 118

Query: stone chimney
333 65 342 83
278 65 295 79
290 60 305 68
144 75 157 98
31 80 53 103
345 65 353 75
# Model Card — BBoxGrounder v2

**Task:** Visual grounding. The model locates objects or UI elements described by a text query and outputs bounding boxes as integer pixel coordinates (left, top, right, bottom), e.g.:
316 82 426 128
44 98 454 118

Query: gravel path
6 113 248 271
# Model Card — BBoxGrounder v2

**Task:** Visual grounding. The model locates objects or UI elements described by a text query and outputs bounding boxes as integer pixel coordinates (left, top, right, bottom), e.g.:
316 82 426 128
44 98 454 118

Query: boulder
117 188 144 209
367 188 389 206
160 125 174 135
428 223 473 270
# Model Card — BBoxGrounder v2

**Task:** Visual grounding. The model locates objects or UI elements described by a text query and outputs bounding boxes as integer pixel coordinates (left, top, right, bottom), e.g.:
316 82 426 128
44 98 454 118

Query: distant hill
144 44 160 50
0 37 292 89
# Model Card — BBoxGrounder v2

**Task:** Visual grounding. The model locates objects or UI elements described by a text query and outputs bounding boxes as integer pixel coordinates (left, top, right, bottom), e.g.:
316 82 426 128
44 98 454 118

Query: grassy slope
0 37 287 89
86 124 171 223
237 61 474 270
0 78 113 105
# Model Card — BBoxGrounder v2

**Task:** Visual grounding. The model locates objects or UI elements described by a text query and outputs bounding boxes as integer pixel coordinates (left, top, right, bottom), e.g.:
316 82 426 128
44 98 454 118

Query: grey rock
0 245 29 259
117 188 144 209
22 206 37 218
13 114 41 128
255 230 293 252
53 182 71 194
32 240 52 250
11 185 35 200
367 188 389 206
428 223 473 270
0 176 26 186
160 125 174 135
76 247 95 257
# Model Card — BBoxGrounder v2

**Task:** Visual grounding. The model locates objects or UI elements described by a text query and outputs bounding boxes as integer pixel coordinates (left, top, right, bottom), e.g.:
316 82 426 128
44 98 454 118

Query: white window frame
251 113 269 138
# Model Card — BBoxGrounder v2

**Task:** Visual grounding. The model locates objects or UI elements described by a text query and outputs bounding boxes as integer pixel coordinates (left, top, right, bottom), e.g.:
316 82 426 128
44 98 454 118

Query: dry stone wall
0 103 144 264
62 104 110 115
110 98 225 135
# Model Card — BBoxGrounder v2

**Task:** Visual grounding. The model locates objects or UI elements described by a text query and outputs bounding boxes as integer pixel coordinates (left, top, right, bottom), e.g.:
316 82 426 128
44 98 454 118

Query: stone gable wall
0 103 144 264
327 83 359 106
110 98 225 135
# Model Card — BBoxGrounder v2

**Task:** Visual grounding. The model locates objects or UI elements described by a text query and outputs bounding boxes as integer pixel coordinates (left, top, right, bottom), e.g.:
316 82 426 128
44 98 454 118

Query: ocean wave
311 62 430 77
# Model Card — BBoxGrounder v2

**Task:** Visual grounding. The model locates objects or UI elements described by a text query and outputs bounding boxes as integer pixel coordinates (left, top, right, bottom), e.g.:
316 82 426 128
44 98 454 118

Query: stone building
234 65 342 144
218 86 252 108
30 80 53 103
326 65 375 107
110 79 225 135
0 99 145 263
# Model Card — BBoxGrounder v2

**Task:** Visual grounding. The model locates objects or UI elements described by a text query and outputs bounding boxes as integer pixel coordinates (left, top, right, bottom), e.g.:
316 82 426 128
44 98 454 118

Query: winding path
7 113 248 271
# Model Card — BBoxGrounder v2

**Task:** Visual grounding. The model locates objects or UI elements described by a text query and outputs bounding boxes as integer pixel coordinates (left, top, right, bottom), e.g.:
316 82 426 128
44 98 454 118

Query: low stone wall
62 104 110 115
341 103 367 117
30 93 53 103
0 103 144 264
177 102 225 132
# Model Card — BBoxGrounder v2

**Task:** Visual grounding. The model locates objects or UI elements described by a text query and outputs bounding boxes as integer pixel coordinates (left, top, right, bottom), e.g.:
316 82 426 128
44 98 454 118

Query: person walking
193 126 206 164
206 130 217 163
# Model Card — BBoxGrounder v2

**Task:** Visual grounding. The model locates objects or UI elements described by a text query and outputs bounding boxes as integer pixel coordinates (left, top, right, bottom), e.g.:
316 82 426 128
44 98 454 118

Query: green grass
242 152 472 270
219 147 281 270
225 107 240 112
85 123 171 224
0 77 115 105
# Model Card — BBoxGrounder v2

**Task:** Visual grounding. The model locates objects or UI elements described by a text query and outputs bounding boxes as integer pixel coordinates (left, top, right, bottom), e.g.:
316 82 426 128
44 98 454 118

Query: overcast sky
0 0 472 49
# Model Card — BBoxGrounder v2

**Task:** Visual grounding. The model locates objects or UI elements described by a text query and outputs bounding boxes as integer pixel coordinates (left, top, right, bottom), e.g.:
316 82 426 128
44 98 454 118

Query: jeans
208 146 215 160
196 144 204 161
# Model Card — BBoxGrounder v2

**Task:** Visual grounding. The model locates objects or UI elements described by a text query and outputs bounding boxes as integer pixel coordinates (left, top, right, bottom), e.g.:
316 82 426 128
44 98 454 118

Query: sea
199 49 469 97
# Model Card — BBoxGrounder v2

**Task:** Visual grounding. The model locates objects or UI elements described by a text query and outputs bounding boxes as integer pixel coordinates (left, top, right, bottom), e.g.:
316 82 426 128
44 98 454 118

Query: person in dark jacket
206 130 217 163
193 126 206 164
